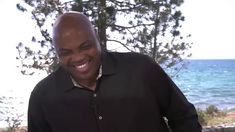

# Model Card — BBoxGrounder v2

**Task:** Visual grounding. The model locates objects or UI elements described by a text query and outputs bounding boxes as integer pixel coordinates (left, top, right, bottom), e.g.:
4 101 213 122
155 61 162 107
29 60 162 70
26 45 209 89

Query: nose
70 51 86 64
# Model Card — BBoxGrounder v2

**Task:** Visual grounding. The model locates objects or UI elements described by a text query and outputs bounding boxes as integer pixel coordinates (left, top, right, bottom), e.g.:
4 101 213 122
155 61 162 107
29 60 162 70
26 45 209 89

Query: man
28 12 202 132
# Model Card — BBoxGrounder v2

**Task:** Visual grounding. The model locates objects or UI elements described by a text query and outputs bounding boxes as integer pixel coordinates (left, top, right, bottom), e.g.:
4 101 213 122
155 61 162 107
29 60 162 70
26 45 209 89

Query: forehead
53 14 94 34
56 20 93 37
61 26 90 39
53 13 95 38
53 17 96 46
54 29 95 50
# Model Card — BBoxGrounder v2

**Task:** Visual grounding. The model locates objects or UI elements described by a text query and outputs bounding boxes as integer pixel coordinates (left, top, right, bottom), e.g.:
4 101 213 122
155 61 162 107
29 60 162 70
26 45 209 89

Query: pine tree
16 0 191 74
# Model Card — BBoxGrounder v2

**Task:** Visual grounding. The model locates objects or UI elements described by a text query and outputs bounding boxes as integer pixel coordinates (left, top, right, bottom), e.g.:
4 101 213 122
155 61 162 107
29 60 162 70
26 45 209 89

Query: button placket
98 116 103 120
93 93 97 97
92 93 102 121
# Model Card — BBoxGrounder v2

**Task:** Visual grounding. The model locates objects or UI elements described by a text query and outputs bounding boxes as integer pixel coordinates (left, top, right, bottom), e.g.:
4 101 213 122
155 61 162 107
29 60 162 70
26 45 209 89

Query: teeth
76 63 87 69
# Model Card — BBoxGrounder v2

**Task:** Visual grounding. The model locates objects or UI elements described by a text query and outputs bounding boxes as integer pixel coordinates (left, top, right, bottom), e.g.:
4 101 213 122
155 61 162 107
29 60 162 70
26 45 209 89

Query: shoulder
111 52 148 59
31 68 59 96
106 52 163 73
107 52 154 64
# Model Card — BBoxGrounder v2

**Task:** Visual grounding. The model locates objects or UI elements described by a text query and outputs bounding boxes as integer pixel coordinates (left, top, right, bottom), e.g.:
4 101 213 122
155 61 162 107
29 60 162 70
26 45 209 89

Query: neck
72 75 98 91
80 80 97 91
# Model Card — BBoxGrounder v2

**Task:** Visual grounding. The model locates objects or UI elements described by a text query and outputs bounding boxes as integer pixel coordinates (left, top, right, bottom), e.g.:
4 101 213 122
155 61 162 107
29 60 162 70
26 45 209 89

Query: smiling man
28 12 202 132
52 13 102 90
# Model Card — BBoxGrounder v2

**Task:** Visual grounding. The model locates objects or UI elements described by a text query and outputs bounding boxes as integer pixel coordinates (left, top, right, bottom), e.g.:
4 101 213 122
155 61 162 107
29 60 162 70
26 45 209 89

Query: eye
58 49 72 57
80 42 92 50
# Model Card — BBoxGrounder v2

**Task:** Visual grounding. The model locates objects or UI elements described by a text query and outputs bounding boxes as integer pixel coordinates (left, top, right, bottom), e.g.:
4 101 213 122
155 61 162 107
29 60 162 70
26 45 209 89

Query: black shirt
28 52 202 132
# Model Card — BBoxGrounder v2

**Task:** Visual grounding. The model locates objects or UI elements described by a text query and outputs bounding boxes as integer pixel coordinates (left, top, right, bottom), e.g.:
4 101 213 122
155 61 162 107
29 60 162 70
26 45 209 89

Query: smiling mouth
76 63 87 69
74 62 89 72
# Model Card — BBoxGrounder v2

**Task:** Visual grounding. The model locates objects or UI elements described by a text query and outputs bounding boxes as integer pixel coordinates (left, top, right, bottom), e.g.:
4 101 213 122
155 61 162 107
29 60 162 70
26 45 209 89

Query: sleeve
28 89 51 132
148 61 202 132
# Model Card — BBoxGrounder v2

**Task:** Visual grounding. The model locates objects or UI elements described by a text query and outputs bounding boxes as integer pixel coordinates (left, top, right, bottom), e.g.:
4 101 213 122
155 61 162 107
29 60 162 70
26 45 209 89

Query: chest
43 73 165 132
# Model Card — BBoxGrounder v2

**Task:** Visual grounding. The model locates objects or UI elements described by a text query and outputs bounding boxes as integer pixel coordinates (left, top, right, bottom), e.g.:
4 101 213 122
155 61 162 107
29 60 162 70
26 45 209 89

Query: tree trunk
97 0 107 50
152 7 160 60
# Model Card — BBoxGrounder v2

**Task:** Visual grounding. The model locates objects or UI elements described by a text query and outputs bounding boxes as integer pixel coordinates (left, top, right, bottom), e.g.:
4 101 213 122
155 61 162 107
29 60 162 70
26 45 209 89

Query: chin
72 70 94 80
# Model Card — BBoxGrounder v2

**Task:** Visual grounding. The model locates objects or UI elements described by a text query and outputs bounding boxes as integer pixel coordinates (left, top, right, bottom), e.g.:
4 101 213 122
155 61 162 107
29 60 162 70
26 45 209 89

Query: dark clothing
28 52 202 132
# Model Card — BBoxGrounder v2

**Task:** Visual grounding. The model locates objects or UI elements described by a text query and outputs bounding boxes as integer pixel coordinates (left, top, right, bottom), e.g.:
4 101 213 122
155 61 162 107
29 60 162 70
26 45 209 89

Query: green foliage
206 105 219 116
16 0 192 74
197 105 228 126
197 108 209 126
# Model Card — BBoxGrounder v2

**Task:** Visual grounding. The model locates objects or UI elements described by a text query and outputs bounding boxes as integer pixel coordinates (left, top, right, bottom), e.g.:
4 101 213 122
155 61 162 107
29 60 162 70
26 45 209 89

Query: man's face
54 25 101 84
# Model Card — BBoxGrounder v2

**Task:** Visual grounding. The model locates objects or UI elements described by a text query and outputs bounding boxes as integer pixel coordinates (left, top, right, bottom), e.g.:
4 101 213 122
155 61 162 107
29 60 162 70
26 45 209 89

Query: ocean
0 59 235 126
171 59 235 110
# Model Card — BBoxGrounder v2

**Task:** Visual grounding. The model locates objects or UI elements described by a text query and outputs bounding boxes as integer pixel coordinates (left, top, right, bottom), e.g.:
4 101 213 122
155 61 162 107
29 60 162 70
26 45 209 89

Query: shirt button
98 116 102 120
93 93 97 97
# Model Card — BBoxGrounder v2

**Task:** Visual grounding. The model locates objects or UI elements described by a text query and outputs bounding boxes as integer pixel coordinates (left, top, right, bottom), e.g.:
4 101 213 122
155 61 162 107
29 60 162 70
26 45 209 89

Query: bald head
52 12 97 44
53 12 92 28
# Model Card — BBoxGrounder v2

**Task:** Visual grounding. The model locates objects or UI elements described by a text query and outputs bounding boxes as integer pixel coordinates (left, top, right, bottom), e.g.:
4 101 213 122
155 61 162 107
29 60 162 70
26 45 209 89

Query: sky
0 0 46 112
181 0 235 59
0 0 234 126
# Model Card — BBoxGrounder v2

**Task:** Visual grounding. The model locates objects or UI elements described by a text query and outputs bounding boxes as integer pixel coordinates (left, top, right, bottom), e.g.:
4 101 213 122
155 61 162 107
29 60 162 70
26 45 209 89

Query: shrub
197 108 208 126
3 114 23 132
197 105 229 126
206 105 219 117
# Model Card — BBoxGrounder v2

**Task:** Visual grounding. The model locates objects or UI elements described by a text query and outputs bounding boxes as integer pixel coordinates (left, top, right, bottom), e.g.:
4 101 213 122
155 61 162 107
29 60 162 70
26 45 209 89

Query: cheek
59 57 69 66
88 48 100 58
